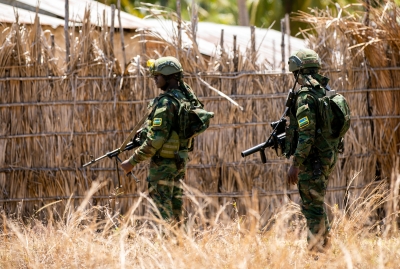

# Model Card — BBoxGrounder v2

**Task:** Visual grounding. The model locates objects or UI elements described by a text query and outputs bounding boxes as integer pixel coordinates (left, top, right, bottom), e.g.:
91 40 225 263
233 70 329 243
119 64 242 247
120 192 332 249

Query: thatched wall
1 4 399 224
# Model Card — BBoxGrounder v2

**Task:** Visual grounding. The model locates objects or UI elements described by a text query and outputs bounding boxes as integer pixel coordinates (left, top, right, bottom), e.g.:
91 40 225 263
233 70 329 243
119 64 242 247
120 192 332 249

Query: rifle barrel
82 154 109 167
82 141 140 168
241 139 273 157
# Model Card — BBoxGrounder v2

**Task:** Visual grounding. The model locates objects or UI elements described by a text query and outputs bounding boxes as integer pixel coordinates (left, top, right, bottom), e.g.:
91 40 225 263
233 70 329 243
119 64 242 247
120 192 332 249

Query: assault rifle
82 133 141 185
83 102 156 188
241 72 300 163
241 119 286 163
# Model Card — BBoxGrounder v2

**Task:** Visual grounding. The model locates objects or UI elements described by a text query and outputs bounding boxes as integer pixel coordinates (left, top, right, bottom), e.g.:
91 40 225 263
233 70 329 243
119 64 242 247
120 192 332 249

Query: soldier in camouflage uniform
121 56 197 222
285 49 342 251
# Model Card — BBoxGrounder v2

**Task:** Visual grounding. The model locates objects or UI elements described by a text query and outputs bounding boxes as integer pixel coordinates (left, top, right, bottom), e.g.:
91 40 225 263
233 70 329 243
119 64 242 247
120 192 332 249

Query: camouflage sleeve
292 92 317 167
129 96 177 164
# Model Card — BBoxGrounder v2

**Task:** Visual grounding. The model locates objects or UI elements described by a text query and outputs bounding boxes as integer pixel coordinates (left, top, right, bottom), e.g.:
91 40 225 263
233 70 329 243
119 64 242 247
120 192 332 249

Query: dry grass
1 174 399 269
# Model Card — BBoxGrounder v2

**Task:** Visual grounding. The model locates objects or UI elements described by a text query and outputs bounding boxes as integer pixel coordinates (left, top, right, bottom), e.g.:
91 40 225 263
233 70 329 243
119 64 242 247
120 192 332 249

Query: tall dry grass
1 171 399 269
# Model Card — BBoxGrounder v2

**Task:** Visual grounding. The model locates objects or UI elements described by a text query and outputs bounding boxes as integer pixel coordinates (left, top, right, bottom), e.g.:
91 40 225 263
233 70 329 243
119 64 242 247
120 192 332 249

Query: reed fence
0 3 399 225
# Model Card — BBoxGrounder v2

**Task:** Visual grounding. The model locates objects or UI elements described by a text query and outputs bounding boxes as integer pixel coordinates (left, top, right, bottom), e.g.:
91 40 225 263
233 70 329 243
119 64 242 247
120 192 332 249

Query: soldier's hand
287 165 300 185
121 159 134 174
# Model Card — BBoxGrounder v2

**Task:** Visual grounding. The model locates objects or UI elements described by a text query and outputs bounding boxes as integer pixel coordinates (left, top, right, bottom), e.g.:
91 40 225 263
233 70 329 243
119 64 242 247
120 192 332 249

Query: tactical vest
142 87 213 159
158 130 181 159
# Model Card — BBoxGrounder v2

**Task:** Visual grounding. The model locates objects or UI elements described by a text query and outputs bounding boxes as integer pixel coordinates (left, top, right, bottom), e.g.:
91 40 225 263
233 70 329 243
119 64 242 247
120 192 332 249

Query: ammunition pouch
159 131 180 159
312 157 322 176
158 130 188 170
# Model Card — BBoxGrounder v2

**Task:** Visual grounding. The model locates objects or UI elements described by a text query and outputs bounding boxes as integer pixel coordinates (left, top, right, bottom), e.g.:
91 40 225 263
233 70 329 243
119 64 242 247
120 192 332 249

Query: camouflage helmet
288 49 321 73
147 56 183 76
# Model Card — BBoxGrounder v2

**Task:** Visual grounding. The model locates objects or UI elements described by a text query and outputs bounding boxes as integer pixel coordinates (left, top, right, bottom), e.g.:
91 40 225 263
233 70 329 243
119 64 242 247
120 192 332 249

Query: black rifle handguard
241 72 300 163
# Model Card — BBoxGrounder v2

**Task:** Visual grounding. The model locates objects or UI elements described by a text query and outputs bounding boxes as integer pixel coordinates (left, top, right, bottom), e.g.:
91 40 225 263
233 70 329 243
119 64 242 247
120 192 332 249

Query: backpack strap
180 82 205 109
297 86 331 136
157 92 183 134
158 91 190 141
159 92 183 117
119 99 158 152
301 76 335 135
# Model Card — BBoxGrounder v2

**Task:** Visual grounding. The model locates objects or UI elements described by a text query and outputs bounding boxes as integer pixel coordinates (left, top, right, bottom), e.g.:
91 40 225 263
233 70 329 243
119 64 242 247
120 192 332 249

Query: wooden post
250 26 255 63
220 29 224 54
233 35 238 94
101 9 109 57
191 0 197 46
392 0 396 23
191 0 198 71
140 30 147 92
272 39 276 70
140 30 146 58
364 0 370 26
176 0 181 60
50 34 55 57
285 14 291 57
218 29 224 72
136 55 141 93
280 18 286 72
117 0 126 69
110 5 116 77
64 0 70 71
102 9 108 59
110 4 115 54
36 16 41 65
233 35 238 72
50 34 55 77
103 9 106 33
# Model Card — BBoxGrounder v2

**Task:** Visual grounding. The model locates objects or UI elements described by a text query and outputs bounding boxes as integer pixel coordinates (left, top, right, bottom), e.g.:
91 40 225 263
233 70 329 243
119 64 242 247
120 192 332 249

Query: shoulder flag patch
153 118 162 126
298 116 309 128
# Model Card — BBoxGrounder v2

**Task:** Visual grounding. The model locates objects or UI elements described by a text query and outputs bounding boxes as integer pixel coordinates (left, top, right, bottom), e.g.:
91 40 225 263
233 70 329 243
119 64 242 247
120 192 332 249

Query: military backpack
312 89 351 139
163 86 214 140
284 85 351 157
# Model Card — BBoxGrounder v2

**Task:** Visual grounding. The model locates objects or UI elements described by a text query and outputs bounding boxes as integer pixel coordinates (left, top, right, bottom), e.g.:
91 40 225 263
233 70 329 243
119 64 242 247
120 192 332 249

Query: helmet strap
304 74 317 85
310 73 330 87
162 74 179 91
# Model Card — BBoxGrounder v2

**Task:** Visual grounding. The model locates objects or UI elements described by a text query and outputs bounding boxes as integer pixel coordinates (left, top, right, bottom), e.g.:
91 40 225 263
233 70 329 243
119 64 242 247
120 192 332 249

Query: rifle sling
119 103 156 152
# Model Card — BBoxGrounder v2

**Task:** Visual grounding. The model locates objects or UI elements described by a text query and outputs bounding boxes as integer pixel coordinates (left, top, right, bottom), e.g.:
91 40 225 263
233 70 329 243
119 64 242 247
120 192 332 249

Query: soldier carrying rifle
121 56 213 223
286 48 350 252
243 48 350 252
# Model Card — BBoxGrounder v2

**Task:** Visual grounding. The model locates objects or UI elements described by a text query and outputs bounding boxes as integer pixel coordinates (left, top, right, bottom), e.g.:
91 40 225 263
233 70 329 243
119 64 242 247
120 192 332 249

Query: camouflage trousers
297 152 337 245
147 156 187 221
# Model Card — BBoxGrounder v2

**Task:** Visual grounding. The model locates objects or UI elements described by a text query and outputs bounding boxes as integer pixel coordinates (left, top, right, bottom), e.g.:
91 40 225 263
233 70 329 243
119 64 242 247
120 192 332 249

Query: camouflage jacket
129 87 190 165
286 76 341 167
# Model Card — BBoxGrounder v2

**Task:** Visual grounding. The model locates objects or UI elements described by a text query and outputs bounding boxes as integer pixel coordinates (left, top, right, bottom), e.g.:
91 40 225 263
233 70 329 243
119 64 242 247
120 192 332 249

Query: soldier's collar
310 73 330 87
